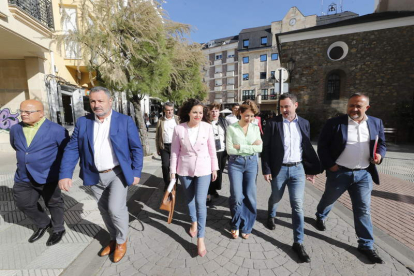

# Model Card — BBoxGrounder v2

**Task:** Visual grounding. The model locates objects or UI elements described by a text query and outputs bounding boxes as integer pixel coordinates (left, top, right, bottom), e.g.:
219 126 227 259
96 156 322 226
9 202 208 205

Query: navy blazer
10 119 69 184
317 115 386 184
59 111 143 186
262 115 322 178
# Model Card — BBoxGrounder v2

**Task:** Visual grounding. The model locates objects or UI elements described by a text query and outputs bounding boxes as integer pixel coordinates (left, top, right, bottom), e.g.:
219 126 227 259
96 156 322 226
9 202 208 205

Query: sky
163 0 375 43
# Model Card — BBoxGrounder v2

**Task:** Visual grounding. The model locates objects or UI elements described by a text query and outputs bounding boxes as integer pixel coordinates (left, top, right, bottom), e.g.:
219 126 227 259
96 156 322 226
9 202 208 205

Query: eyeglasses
18 110 41 115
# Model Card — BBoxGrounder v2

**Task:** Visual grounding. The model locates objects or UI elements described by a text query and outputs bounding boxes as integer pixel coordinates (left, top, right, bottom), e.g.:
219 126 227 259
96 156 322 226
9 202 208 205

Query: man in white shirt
316 93 386 264
155 102 180 190
59 86 143 263
225 103 240 125
262 93 321 263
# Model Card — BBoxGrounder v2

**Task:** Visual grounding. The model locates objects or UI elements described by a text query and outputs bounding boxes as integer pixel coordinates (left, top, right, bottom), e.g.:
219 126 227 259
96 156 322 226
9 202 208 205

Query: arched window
326 72 341 100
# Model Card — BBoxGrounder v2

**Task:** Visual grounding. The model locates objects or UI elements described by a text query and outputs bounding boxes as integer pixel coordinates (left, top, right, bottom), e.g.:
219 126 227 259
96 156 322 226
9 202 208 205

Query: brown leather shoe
99 240 116 257
113 241 127 263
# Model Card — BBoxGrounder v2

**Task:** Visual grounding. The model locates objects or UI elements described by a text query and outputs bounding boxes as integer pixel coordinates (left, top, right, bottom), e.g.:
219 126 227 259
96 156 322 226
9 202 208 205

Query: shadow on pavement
371 190 414 204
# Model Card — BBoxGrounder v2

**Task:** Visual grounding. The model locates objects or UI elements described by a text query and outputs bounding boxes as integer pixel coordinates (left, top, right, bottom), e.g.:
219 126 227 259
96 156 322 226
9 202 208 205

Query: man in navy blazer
10 100 69 246
262 93 322 263
59 86 143 263
315 93 386 264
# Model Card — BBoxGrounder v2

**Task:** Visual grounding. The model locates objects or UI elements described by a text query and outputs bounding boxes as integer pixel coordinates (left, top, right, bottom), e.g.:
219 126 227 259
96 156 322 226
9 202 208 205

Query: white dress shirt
163 116 177 144
282 116 303 163
211 120 225 152
93 111 119 171
226 114 239 125
336 116 370 169
187 125 200 147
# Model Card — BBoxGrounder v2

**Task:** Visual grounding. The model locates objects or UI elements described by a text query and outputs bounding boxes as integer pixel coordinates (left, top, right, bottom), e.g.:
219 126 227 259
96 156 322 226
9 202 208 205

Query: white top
251 118 259 125
226 114 239 125
336 116 370 169
163 116 177 144
211 120 225 152
187 124 200 147
93 111 119 171
282 116 303 163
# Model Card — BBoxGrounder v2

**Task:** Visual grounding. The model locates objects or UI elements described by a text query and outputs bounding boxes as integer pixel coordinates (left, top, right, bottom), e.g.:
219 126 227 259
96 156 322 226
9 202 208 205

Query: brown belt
99 165 119 174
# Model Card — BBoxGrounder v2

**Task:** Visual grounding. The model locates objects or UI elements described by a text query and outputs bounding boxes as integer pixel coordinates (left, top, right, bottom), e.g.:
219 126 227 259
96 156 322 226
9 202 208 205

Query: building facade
202 36 239 109
277 11 414 140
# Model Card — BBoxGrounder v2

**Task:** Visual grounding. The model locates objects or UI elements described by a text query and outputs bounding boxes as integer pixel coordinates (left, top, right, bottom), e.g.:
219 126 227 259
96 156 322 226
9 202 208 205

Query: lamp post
286 57 296 83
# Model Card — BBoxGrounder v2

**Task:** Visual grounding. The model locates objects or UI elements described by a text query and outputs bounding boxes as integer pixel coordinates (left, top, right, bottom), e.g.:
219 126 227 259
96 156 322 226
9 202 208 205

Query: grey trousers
90 167 129 244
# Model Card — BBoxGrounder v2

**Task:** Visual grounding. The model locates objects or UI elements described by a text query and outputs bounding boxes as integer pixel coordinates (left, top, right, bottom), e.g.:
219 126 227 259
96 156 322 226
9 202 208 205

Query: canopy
219 108 232 114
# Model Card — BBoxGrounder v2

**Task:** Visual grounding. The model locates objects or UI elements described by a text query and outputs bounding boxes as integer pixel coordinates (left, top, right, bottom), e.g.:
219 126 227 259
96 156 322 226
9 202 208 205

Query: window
227 50 235 58
243 56 249 64
260 54 267 62
326 73 340 100
261 37 268 45
227 64 235 71
327 41 349 61
270 71 276 79
270 89 276 99
262 89 268 100
215 54 222 60
260 72 266 79
242 90 255 101
271 53 279 60
243 73 249 81
228 54 235 58
243 39 249 48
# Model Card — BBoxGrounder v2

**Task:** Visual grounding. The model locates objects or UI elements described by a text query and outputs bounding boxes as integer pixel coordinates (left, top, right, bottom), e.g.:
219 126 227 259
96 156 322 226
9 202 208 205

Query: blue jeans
268 163 305 244
316 168 374 249
228 155 258 234
178 175 211 238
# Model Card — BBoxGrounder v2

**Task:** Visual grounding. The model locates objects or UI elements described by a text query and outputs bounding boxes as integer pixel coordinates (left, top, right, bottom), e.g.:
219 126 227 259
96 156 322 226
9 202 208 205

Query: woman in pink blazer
170 99 219 257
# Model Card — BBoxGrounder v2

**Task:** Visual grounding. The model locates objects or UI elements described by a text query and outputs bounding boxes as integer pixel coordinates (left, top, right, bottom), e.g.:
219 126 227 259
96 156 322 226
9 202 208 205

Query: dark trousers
208 151 227 194
160 143 172 189
13 181 65 232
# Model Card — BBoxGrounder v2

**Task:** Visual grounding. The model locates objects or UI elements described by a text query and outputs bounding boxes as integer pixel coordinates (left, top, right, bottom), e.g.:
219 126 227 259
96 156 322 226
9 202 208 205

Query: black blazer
261 115 322 177
317 114 386 184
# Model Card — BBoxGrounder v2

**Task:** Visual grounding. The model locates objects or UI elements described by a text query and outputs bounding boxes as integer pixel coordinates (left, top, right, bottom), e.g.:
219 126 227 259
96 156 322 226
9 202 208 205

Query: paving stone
203 260 220 273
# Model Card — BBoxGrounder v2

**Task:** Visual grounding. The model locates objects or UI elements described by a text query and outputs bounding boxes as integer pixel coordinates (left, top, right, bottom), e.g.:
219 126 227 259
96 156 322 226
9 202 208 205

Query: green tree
57 0 207 155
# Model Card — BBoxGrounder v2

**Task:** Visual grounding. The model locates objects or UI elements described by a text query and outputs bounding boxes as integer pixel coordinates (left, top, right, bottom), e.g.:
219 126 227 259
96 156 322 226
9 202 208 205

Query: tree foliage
56 0 208 155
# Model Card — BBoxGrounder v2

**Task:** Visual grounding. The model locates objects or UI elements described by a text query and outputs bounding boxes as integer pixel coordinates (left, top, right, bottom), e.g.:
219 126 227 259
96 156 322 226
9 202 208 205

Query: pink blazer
170 122 219 177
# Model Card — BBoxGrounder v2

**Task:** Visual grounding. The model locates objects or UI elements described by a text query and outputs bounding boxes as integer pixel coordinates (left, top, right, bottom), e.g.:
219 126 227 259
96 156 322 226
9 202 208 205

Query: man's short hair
90 86 111 99
232 103 240 109
279 93 297 104
164 102 174 109
349 93 370 104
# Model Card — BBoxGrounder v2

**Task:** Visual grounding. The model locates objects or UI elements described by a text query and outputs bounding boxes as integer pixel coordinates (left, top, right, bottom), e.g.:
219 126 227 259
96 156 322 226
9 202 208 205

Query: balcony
214 59 222 65
214 86 222 91
8 0 54 29
227 57 235 63
226 85 235 90
226 71 234 77
214 72 222 78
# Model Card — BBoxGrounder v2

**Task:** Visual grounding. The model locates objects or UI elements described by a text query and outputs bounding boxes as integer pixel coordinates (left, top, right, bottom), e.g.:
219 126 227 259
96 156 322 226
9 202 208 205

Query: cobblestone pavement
1 127 413 276
93 162 413 276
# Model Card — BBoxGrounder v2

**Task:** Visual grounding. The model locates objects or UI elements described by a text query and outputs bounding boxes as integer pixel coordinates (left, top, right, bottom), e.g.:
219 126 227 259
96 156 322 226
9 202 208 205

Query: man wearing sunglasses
10 100 69 246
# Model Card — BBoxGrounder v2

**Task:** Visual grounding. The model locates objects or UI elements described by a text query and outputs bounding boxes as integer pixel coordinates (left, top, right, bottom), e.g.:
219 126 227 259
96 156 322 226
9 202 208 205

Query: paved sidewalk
72 164 413 276
1 127 413 276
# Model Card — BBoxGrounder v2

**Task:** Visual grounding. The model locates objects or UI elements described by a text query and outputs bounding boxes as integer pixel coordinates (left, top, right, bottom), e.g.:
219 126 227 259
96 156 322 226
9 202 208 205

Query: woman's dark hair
178 98 209 123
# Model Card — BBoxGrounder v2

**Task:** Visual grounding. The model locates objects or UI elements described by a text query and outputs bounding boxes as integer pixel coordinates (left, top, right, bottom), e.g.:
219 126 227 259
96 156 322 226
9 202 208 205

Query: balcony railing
8 0 54 29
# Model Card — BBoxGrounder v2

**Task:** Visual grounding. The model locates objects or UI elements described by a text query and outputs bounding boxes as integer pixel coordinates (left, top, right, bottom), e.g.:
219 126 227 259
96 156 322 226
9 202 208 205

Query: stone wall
281 25 414 140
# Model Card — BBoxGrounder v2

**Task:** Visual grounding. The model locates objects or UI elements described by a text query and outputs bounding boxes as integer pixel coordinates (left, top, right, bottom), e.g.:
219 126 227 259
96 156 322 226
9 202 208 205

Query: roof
278 11 414 36
317 11 359 25
240 25 271 33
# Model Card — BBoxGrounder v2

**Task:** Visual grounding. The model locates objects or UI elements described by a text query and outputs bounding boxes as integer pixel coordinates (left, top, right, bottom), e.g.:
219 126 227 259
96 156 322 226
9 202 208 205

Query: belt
98 165 119 174
282 162 301 167
338 165 367 171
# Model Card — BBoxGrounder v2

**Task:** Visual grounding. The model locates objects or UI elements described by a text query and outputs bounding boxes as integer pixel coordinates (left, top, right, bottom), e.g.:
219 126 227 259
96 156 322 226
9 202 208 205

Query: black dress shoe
46 230 66 246
315 217 326 231
358 248 385 264
292 243 311 263
28 224 51 243
267 217 276 230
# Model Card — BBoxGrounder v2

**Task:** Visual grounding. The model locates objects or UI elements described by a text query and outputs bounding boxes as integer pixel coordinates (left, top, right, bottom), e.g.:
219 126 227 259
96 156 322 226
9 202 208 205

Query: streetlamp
286 57 296 83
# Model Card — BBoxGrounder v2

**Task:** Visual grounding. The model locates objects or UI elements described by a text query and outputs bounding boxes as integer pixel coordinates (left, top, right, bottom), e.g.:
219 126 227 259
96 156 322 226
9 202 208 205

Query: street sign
274 83 289 94
275 67 289 83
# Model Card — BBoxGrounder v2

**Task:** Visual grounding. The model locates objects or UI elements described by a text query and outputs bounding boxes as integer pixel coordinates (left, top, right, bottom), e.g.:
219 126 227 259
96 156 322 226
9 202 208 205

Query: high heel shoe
189 229 197 238
198 249 207 257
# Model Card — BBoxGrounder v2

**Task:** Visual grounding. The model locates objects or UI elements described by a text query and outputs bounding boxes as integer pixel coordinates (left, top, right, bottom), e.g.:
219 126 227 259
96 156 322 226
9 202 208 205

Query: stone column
24 56 49 116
